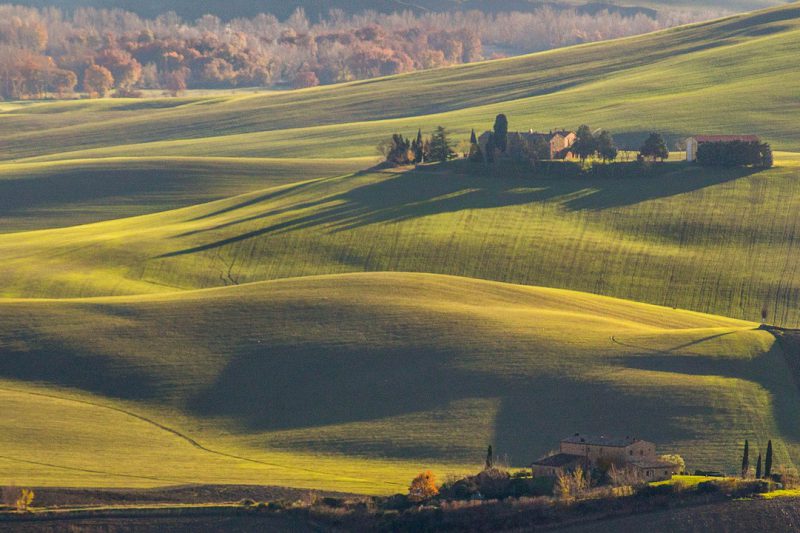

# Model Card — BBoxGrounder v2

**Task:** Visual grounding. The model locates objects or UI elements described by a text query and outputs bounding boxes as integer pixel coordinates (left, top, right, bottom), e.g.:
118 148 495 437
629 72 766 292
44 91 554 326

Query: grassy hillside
1 272 795 492
2 4 800 162
0 157 371 232
3 157 800 327
1 2 800 497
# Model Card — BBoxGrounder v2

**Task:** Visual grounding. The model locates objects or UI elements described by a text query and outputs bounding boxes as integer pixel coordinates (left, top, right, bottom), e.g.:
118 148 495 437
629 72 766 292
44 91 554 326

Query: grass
652 475 725 488
0 157 373 232
758 488 800 498
0 272 796 492
2 4 800 163
0 2 800 497
2 158 800 327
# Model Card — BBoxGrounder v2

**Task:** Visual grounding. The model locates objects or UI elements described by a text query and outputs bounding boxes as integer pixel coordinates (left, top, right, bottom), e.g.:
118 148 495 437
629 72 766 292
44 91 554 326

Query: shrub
696 141 773 168
475 468 512 499
15 489 34 512
409 470 439 502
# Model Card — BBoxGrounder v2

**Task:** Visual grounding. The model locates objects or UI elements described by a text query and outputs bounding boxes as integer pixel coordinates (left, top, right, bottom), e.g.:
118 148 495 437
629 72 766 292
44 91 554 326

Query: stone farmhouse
685 135 761 162
478 129 577 160
531 434 676 482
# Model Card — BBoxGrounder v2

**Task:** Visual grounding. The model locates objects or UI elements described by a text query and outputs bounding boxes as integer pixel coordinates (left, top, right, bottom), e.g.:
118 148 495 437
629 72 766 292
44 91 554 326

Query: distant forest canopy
0 4 729 99
3 1 744 22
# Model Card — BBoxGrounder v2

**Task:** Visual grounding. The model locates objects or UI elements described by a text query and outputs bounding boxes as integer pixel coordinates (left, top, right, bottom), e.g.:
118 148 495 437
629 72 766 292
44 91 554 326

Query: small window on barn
647 470 652 477
629 450 633 456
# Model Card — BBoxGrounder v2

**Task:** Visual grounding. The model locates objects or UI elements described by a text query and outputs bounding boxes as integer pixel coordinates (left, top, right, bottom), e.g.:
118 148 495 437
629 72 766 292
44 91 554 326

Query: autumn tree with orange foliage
83 64 114 97
408 470 439 502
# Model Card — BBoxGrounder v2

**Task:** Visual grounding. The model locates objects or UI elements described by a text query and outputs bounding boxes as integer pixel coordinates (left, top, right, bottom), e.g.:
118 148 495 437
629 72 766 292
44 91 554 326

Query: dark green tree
756 453 762 479
523 136 551 163
485 132 496 163
760 143 774 168
379 133 412 166
596 130 618 162
639 132 669 162
485 445 493 470
411 129 425 164
765 440 773 478
429 126 455 163
493 114 509 153
742 439 750 479
572 124 598 163
469 129 483 163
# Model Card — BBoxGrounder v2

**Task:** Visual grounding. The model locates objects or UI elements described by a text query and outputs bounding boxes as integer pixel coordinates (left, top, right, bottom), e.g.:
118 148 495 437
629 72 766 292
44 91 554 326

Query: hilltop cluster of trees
379 127 456 165
697 140 773 168
0 5 723 99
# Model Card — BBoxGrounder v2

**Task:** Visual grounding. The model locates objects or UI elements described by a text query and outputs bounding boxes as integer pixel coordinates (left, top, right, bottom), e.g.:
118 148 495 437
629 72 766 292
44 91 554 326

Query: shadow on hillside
612 344 800 443
0 332 162 401
159 160 761 258
491 376 714 466
187 343 498 432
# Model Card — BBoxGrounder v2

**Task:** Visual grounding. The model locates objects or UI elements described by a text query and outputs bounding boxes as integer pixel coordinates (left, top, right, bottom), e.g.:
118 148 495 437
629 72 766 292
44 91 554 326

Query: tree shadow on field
187 342 500 431
0 331 162 401
612 342 800 444
159 159 760 258
492 376 714 466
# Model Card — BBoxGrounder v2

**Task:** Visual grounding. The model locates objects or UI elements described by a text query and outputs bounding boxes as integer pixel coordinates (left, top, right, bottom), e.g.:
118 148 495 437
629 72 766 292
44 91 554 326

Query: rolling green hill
0 272 795 492
2 157 800 327
1 2 800 498
0 157 371 232
2 3 800 164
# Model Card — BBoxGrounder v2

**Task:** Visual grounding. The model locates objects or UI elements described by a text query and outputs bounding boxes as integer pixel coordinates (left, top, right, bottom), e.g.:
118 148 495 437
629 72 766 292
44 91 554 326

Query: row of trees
0 5 723 99
741 439 775 480
697 140 773 168
378 127 456 166
382 120 772 171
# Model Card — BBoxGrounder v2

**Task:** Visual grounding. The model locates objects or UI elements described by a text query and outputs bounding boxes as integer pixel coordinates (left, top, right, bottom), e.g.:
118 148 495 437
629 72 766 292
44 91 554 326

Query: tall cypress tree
756 453 762 479
741 440 750 478
469 129 483 162
765 440 773 478
493 114 508 153
485 445 493 470
485 133 496 163
413 129 424 163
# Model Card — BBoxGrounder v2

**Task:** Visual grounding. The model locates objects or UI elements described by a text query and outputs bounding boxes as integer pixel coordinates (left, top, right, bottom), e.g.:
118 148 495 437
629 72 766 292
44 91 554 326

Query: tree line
381 116 773 171
378 127 456 166
0 5 723 100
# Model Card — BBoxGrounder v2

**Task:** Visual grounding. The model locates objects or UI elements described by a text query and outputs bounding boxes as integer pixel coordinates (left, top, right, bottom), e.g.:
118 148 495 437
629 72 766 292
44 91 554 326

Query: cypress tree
485 133 496 163
756 453 762 479
469 129 483 162
493 114 508 153
765 440 773 478
741 440 750 478
485 445 493 470
413 129 424 163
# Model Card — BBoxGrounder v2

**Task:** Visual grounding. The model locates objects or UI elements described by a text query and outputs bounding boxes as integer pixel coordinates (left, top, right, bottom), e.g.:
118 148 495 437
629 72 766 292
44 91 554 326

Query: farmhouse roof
531 453 585 467
561 434 642 447
691 135 760 143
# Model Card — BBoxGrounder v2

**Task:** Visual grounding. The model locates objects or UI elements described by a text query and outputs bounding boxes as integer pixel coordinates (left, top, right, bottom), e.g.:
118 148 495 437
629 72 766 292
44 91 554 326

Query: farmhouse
685 135 761 162
531 433 675 481
478 129 577 160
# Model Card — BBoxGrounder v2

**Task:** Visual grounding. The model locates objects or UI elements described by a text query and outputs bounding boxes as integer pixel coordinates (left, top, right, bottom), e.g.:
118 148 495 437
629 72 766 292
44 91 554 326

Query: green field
3 4 800 163
1 3 800 496
0 273 794 493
